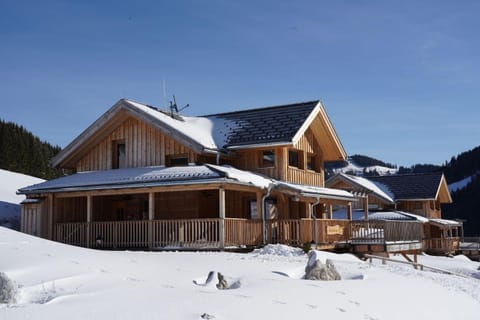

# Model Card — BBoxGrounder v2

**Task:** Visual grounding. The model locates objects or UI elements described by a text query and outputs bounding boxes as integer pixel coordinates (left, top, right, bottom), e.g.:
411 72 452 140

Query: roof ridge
369 172 443 178
202 100 320 117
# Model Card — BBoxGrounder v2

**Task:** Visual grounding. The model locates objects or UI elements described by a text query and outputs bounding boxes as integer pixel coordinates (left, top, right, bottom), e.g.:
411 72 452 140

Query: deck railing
351 220 423 243
55 218 423 249
423 237 460 253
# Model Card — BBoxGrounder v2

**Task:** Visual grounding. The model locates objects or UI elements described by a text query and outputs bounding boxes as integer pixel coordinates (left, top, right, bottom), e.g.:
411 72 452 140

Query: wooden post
347 202 352 221
327 204 333 220
48 194 54 240
148 192 155 248
364 195 369 221
256 192 263 220
86 195 92 248
219 188 225 248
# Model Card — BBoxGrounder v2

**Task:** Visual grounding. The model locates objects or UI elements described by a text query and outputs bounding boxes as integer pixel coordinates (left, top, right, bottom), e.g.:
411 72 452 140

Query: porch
53 218 352 249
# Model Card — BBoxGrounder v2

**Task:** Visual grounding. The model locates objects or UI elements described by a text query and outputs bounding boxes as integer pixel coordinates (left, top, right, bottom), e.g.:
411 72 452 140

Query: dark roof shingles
368 172 443 200
206 101 318 148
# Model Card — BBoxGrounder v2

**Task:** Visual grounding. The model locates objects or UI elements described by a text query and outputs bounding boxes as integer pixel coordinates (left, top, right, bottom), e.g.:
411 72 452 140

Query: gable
292 102 346 161
74 117 197 171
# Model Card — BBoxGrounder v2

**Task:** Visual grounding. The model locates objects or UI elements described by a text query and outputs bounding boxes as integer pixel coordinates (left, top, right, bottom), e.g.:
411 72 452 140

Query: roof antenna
162 78 167 109
169 95 190 117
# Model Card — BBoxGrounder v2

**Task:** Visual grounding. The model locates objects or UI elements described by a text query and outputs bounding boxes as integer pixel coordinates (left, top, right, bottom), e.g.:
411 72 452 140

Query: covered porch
52 186 355 250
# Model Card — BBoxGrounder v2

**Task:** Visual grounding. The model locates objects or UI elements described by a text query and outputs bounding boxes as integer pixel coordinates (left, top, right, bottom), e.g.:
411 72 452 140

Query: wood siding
76 117 197 172
232 129 325 186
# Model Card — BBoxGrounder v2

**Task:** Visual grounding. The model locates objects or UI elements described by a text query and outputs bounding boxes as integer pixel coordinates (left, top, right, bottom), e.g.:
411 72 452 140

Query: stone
304 251 341 281
0 272 17 304
216 272 229 290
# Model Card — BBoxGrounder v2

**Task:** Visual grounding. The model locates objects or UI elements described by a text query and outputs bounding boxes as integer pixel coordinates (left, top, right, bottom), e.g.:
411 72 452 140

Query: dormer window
112 141 126 169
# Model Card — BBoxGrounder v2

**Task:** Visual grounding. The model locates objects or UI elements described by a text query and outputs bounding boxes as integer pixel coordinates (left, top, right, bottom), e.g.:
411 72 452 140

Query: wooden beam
364 196 369 221
219 188 225 248
54 183 225 198
148 192 155 248
256 191 263 220
86 195 92 248
327 204 333 220
347 202 352 221
48 194 54 240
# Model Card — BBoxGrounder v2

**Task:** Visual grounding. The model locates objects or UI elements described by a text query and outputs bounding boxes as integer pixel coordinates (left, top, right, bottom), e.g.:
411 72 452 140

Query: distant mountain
325 154 398 179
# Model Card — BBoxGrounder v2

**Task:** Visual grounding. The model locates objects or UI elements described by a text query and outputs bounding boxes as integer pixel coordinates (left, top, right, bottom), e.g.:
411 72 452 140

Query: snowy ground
0 169 44 229
1 227 479 320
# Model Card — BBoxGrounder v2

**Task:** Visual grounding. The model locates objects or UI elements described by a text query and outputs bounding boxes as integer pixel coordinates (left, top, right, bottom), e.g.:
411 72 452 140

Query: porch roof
18 165 355 202
275 181 356 201
17 165 231 194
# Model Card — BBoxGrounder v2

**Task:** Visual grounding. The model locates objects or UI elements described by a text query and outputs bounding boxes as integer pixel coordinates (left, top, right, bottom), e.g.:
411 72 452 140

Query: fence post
219 188 225 249
148 192 155 248
86 195 92 248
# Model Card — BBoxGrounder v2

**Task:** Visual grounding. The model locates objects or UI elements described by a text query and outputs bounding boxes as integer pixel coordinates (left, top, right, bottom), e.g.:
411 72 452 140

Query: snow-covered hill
0 169 44 229
331 159 398 176
0 227 479 319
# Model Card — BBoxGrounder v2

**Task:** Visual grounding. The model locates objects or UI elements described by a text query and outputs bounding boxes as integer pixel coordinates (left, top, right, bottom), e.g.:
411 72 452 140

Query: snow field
1 227 479 320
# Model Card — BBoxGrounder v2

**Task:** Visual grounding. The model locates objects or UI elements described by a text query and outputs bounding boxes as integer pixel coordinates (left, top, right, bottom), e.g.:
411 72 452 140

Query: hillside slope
0 169 44 230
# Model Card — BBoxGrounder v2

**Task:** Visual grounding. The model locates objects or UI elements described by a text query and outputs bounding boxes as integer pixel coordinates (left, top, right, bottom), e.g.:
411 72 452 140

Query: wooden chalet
326 172 461 255
18 99 358 250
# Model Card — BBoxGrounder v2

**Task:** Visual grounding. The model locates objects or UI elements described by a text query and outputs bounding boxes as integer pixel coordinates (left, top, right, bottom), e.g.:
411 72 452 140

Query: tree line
0 119 63 180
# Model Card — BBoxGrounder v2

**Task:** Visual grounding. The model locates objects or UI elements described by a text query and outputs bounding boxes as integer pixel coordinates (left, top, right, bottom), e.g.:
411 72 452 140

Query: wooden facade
76 117 197 172
20 99 373 250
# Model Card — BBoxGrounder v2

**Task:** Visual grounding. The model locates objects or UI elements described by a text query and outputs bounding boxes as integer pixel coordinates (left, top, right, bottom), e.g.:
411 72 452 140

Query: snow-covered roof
18 166 227 194
18 164 356 203
51 98 348 169
429 218 462 227
326 173 395 203
206 164 273 189
276 181 356 201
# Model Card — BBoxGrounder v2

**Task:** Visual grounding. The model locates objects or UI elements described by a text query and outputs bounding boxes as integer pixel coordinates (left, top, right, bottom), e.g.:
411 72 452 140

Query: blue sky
1 0 479 166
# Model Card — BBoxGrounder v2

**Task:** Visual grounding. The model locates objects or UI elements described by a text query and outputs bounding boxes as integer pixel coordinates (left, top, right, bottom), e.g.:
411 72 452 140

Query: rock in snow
304 251 341 281
0 272 17 304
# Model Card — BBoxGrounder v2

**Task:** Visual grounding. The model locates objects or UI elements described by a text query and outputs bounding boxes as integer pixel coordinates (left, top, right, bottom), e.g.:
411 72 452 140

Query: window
112 141 126 169
260 150 275 167
307 154 316 171
288 150 299 167
166 154 189 167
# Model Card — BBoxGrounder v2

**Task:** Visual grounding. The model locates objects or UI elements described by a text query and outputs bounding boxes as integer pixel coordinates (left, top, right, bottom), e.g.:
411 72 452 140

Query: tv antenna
169 95 189 116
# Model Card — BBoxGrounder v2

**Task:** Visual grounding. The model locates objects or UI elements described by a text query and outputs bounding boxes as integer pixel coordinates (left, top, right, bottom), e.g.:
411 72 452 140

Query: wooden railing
265 219 351 246
225 218 262 247
286 167 323 186
151 219 221 248
351 221 423 243
253 167 323 186
423 237 460 253
55 219 423 250
55 222 87 247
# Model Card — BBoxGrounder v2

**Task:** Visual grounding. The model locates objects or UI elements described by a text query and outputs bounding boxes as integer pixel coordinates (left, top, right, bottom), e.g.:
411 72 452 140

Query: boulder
304 251 341 281
0 272 17 304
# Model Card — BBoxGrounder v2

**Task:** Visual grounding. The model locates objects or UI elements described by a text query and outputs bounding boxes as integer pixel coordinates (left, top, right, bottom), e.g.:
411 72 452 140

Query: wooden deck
349 220 424 254
53 218 431 254
54 218 353 249
423 237 460 255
